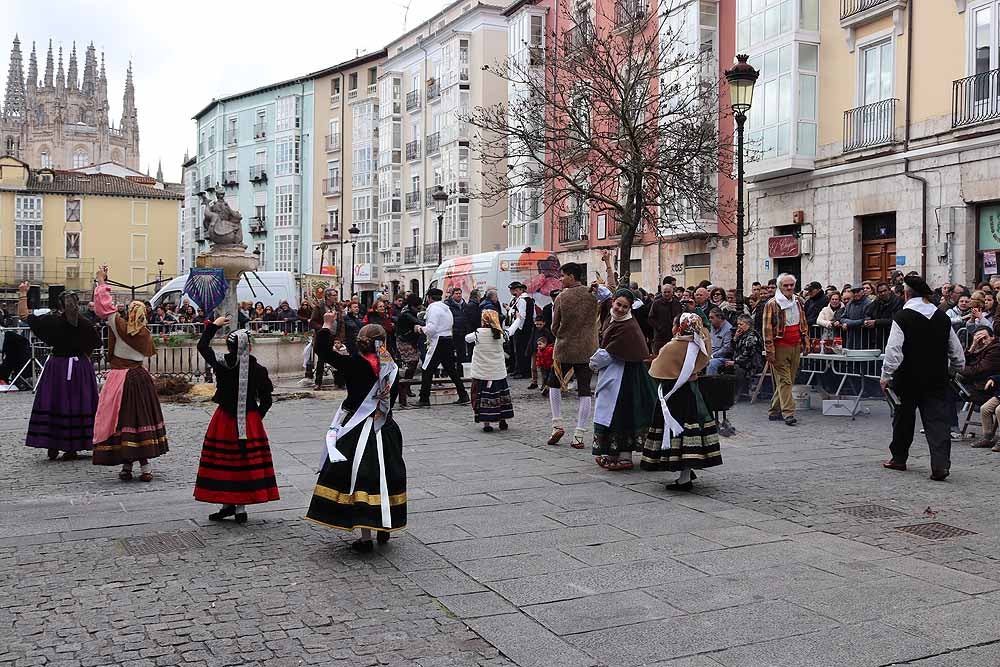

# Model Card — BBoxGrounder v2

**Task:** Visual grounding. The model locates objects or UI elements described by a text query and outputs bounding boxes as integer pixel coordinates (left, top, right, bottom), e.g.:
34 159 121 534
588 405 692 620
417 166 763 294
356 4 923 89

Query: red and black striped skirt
193 407 280 505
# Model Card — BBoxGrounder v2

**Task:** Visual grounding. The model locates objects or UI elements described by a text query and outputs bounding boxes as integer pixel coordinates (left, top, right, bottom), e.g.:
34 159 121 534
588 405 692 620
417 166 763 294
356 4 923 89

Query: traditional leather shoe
768 414 782 421
209 505 236 522
351 539 374 553
47 449 59 461
930 469 950 481
454 396 471 405
882 460 906 471
376 530 390 545
234 511 248 524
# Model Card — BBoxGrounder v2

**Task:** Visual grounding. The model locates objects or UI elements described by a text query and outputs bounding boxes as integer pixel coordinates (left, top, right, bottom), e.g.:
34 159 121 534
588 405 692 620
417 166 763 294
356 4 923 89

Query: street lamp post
156 258 164 288
724 54 759 310
348 223 360 299
432 185 448 265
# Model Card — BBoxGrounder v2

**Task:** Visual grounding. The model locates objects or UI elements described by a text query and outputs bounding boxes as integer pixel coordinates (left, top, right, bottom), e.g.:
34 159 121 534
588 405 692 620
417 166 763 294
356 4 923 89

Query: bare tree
466 0 734 287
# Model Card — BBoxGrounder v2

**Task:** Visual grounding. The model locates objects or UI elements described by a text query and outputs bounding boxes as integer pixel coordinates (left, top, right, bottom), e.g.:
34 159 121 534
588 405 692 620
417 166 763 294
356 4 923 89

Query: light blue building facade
187 77 315 275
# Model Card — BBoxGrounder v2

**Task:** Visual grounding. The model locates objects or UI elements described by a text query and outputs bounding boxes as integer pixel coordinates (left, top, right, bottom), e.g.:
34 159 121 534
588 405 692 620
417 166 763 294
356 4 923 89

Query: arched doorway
409 278 420 296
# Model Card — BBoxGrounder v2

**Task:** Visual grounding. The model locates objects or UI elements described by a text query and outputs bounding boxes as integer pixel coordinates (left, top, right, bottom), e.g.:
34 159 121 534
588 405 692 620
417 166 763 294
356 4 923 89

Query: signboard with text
768 235 800 259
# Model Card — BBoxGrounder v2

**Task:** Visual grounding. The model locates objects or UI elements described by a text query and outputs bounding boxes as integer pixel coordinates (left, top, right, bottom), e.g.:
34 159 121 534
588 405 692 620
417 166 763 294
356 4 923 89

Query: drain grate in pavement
115 531 206 556
837 504 907 519
895 522 977 540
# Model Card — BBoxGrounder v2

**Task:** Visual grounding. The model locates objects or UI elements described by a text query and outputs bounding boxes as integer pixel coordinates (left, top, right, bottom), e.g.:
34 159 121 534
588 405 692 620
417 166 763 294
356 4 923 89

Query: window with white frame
15 195 42 259
352 145 374 188
276 95 301 132
65 198 81 222
352 193 374 235
275 136 300 176
275 183 299 228
274 234 299 272
326 209 340 234
39 150 50 168
969 2 1000 105
859 39 893 107
737 0 794 53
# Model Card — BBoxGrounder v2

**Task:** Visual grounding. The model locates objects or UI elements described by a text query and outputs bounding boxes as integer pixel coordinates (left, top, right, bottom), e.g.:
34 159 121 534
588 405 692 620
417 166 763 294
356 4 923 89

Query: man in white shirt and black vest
881 275 965 481
415 288 470 407
506 281 533 378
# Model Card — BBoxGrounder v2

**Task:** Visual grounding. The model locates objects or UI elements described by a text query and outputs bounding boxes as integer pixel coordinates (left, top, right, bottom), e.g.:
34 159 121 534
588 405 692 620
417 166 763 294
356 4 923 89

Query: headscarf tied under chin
126 300 147 336
226 329 251 443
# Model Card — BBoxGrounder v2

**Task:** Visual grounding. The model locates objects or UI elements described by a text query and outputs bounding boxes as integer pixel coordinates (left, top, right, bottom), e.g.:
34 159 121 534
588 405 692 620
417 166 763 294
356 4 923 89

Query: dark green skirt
593 361 657 456
640 378 721 471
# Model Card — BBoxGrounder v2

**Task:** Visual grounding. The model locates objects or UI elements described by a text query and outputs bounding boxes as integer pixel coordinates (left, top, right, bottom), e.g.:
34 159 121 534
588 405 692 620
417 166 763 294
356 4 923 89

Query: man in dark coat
649 283 684 354
803 281 829 327
864 281 903 349
881 276 965 481
445 287 468 365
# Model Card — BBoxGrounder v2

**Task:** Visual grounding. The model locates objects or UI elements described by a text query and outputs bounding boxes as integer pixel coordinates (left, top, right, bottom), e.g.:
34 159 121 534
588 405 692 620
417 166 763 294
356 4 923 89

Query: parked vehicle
429 250 561 310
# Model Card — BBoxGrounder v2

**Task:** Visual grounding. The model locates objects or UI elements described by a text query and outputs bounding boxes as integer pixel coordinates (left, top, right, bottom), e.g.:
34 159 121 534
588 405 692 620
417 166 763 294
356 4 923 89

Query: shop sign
768 235 800 258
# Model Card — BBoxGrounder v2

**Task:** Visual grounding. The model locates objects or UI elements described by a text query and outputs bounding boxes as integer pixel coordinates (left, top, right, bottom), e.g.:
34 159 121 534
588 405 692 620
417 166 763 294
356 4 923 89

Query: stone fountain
195 187 258 333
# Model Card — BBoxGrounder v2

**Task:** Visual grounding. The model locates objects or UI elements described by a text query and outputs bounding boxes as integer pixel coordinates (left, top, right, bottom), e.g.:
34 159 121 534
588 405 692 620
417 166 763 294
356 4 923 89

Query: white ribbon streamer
658 340 700 447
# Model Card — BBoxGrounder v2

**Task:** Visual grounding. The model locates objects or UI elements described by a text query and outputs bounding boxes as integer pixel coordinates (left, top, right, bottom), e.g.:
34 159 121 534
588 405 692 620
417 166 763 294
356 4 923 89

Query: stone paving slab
522 590 683 635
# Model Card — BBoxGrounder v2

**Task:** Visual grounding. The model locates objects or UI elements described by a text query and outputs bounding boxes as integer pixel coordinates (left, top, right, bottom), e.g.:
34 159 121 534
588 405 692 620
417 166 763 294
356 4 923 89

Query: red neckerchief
362 352 379 376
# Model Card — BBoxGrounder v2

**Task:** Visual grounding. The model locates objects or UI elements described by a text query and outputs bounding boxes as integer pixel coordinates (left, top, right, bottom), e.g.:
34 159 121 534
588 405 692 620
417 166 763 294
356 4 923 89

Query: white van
429 250 562 311
150 271 300 312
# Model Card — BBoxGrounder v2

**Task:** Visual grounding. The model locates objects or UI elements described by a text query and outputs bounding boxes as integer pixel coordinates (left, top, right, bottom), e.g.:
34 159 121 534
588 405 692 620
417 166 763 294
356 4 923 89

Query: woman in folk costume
465 309 514 432
590 288 657 471
91 267 168 481
194 316 280 523
17 281 100 461
640 312 722 490
306 317 405 553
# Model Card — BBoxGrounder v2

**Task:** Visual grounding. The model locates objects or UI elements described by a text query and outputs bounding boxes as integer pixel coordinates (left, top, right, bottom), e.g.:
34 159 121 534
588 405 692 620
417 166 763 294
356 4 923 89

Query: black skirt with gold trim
306 412 407 532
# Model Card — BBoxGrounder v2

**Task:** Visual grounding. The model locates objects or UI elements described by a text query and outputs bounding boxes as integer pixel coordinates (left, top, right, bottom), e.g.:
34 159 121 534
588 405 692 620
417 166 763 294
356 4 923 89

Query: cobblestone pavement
3 379 1000 666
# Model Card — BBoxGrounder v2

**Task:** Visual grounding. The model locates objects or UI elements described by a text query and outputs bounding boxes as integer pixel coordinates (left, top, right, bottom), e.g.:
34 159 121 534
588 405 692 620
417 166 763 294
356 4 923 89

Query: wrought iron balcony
558 214 588 245
615 0 647 27
405 140 420 161
843 98 898 152
225 130 238 146
322 224 339 241
564 21 594 53
323 177 342 196
249 218 267 236
426 132 441 154
253 122 266 140
405 191 421 212
326 134 341 152
404 246 420 265
427 81 441 102
841 0 893 21
953 67 1000 129
406 90 421 112
249 165 267 182
423 242 441 263
221 171 239 187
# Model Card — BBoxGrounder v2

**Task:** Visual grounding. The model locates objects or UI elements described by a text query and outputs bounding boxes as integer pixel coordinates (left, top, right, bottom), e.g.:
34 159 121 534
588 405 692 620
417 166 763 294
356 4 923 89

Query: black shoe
784 416 797 426
930 469 950 482
483 424 494 432
47 449 59 461
768 414 782 421
455 396 471 405
667 480 694 492
209 506 236 522
376 531 390 545
499 420 509 431
351 539 374 553
416 399 431 407
234 512 248 524
527 383 538 390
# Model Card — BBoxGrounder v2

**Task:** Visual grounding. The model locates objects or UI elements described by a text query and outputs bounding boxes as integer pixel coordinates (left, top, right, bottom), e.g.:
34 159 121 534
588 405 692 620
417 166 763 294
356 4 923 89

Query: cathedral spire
156 159 163 182
121 60 136 122
56 45 65 94
4 34 26 120
67 41 78 90
82 42 97 96
43 39 53 88
27 41 38 94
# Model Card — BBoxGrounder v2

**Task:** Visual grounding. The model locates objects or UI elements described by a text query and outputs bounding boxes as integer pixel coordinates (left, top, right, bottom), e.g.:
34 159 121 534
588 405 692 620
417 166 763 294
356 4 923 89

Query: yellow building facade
0 155 181 298
741 0 1000 288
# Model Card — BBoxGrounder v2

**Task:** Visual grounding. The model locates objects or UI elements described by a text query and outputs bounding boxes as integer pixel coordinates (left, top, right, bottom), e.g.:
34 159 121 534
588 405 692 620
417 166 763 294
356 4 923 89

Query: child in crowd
527 316 553 389
535 334 554 395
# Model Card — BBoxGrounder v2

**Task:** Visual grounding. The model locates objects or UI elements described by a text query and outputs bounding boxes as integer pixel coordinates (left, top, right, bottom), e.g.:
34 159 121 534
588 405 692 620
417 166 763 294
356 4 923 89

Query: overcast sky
3 0 453 181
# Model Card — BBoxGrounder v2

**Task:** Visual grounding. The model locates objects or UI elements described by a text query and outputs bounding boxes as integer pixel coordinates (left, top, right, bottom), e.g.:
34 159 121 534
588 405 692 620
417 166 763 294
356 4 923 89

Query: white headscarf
226 329 251 441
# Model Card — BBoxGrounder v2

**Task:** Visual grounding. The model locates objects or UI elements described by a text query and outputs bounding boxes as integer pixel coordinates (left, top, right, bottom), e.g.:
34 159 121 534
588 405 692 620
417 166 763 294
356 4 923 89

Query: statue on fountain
199 189 244 248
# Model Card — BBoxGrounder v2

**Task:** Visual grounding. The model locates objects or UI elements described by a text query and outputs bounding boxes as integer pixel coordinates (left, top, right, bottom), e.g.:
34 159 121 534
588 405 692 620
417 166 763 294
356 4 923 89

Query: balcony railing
564 21 594 53
347 88 359 101
222 170 239 186
367 83 378 97
423 242 441 263
405 191 421 211
426 132 441 154
323 177 342 196
615 0 647 27
405 140 420 161
325 134 341 152
404 246 420 265
249 218 267 235
843 98 898 152
225 130 238 146
427 81 441 101
558 214 588 244
253 123 266 140
249 165 267 182
322 225 339 241
953 67 1000 129
840 0 892 21
330 93 341 108
406 89 421 112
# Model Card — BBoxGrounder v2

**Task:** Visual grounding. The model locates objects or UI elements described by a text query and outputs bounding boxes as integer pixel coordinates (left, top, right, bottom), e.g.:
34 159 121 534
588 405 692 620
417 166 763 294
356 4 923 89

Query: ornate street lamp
724 53 759 310
432 185 449 265
348 222 360 298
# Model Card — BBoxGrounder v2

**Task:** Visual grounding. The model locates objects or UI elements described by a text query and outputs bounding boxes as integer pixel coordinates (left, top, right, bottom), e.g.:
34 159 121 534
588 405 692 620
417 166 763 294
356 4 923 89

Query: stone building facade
1 36 139 171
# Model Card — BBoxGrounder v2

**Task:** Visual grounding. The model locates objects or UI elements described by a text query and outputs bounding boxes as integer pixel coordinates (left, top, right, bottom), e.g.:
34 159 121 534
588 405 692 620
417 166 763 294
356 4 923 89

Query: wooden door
862 239 896 282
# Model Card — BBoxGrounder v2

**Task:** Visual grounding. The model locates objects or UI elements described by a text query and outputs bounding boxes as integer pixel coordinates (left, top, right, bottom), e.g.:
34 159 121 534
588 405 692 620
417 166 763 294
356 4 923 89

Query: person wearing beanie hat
881 275 965 481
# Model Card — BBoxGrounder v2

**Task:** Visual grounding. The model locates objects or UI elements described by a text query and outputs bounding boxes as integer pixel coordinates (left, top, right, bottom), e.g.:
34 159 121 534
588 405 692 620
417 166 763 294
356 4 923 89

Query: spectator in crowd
481 288 502 315
527 316 553 390
946 292 974 331
836 287 868 348
343 301 363 355
535 333 554 395
726 313 765 395
817 291 845 342
706 307 733 375
445 287 469 365
262 306 278 322
649 283 684 355
803 281 829 326
395 294 424 395
691 287 711 325
363 298 395 341
541 289 559 330
251 302 266 322
960 327 1000 421
275 300 297 324
763 273 810 426
865 281 903 347
309 289 343 390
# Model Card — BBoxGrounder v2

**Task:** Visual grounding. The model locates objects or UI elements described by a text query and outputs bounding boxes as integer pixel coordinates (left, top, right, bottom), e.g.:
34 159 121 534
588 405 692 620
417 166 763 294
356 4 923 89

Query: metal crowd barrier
798 324 886 398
